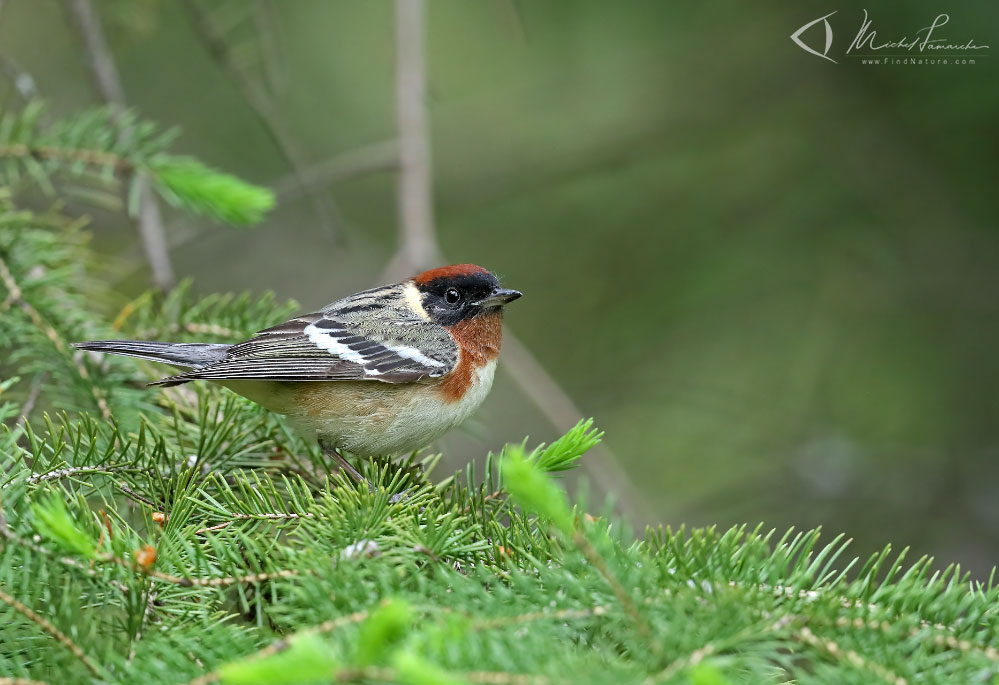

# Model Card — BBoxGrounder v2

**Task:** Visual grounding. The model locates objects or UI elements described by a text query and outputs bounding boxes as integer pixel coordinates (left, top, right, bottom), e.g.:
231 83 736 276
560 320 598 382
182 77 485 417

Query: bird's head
411 264 521 326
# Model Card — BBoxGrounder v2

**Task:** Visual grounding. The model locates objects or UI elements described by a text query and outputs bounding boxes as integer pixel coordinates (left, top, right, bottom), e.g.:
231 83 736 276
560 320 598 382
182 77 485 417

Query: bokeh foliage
2 1 991 572
2 101 998 683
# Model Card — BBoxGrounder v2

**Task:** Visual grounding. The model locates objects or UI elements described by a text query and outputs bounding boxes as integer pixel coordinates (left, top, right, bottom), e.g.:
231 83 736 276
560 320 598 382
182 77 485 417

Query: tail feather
73 340 231 373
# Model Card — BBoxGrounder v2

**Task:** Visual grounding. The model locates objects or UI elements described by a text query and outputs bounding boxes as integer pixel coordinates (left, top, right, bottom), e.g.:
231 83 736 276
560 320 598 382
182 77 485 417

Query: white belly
220 360 496 455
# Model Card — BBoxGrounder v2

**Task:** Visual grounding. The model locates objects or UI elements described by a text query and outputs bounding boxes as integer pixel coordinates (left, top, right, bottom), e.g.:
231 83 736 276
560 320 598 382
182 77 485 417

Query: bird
74 264 522 483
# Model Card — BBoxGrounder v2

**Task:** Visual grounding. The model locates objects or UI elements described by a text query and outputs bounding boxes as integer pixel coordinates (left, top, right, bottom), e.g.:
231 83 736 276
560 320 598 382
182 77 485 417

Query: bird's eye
444 288 461 305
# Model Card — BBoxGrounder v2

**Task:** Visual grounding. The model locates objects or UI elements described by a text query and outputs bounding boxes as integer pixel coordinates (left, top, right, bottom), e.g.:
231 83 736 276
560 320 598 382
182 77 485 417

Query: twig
570 529 656 653
0 588 103 678
98 552 302 587
186 609 370 685
118 482 157 508
251 0 286 96
4 502 287 599
65 0 175 291
193 520 235 535
135 180 173 291
500 332 652 523
24 464 142 486
272 140 399 201
181 0 343 242
13 371 47 433
796 626 908 685
66 0 124 106
0 506 102 582
146 141 398 261
383 1 650 522
0 501 135 595
0 678 52 685
0 143 131 170
194 510 317 535
392 0 438 274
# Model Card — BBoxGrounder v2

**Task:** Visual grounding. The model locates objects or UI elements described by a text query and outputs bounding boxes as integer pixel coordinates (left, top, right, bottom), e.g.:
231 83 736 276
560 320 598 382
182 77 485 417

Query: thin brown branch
194 511 317 535
0 143 131 171
181 0 343 241
193 520 235 535
0 501 128 593
12 371 47 434
251 0 287 96
66 0 124 108
134 178 173 290
570 528 657 653
118 482 157 508
65 0 174 291
795 626 907 685
500 331 653 524
0 678 53 685
383 1 650 521
272 140 399 201
98 552 302 588
393 0 438 274
149 141 398 261
24 464 142 486
186 609 371 685
0 588 103 678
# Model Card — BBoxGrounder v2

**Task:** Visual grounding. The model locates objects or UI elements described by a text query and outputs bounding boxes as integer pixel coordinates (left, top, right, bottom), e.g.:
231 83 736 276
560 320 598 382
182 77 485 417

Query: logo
791 10 989 65
791 11 838 63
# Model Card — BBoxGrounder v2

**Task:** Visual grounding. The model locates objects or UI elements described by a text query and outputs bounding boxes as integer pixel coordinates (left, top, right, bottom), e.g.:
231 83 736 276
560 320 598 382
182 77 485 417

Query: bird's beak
475 287 522 308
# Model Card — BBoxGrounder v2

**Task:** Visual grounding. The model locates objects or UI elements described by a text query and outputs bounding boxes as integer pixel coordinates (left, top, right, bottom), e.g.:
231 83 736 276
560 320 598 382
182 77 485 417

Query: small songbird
75 264 521 482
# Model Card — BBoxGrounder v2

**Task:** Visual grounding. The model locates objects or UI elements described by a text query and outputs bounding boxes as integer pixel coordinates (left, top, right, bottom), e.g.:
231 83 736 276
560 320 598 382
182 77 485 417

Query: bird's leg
319 440 410 504
319 439 367 486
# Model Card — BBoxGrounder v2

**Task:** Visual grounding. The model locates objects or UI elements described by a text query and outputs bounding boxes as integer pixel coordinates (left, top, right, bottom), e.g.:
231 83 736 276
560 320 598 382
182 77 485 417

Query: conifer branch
0 142 130 169
24 463 142 486
0 252 112 419
66 0 175 290
0 588 103 678
186 609 372 685
194 510 318 535
98 552 303 588
570 528 656 649
796 626 908 685
12 371 46 434
2 157 996 681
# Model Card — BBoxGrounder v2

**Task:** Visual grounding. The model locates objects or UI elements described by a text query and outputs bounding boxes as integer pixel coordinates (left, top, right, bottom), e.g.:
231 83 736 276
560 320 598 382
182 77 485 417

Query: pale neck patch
403 281 430 321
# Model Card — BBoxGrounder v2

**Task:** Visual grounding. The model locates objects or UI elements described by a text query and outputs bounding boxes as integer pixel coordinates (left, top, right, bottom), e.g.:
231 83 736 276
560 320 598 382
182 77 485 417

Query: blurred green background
2 1 997 573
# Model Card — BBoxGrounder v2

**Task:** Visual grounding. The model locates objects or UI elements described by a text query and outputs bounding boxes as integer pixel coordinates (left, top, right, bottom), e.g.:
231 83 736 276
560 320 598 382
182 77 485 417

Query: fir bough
1 105 998 685
0 103 274 226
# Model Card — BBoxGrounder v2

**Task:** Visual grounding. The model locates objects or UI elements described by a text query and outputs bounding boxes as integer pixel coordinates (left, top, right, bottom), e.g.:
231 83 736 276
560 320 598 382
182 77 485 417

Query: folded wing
152 311 459 386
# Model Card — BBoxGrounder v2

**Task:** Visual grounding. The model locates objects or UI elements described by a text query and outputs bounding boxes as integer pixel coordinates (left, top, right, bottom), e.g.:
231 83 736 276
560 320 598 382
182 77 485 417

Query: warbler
75 264 521 482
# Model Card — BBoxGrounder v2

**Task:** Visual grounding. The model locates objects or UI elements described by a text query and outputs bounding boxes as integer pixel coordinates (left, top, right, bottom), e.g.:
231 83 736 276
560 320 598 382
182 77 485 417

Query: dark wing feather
153 301 458 386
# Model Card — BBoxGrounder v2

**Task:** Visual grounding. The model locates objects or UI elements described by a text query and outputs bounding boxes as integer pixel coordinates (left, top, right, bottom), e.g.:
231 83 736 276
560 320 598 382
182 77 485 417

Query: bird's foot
320 442 411 504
